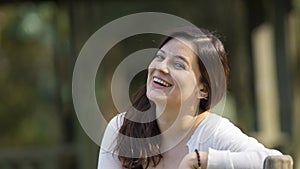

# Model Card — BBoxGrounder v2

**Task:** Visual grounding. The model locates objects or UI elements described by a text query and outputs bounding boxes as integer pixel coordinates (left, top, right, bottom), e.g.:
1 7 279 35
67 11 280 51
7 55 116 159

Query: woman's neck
155 102 209 150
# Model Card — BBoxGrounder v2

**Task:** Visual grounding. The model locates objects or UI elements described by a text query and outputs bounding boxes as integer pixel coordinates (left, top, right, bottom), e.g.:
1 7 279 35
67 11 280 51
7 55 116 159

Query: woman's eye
174 62 186 69
155 54 164 61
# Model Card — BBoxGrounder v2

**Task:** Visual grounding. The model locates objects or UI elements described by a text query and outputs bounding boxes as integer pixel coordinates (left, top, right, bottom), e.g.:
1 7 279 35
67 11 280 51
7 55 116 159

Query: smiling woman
97 27 282 169
147 38 202 106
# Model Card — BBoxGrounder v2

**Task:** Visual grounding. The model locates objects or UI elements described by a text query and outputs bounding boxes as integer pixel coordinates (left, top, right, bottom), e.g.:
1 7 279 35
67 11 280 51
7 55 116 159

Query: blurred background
0 0 299 168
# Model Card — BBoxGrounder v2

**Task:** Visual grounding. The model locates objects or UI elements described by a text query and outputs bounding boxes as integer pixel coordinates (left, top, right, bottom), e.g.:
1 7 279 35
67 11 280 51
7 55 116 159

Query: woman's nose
156 60 169 74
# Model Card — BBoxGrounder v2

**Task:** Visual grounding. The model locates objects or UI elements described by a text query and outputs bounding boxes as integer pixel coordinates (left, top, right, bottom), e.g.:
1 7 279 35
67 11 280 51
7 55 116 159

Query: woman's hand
178 151 208 169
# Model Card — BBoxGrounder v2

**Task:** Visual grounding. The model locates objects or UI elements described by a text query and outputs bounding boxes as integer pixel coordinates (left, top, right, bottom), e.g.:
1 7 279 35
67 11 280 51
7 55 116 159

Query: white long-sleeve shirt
98 112 282 169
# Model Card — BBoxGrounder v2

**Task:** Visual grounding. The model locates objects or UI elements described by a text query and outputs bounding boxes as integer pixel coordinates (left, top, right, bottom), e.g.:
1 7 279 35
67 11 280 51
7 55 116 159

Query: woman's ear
198 89 208 99
197 83 208 99
198 83 208 99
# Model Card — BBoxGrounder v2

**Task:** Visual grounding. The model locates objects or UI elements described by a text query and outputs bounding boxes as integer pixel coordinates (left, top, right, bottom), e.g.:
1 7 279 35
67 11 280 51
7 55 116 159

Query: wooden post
263 155 293 169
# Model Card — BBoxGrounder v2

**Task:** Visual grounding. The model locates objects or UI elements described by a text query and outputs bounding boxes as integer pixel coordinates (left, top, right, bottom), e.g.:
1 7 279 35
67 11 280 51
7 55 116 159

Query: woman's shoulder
189 113 236 144
107 112 126 129
203 113 245 137
100 112 125 151
204 113 238 129
199 113 230 130
187 113 224 146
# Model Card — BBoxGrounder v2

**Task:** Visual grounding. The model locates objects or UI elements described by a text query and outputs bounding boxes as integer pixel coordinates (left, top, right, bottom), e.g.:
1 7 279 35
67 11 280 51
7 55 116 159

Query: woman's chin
147 90 167 101
148 95 167 103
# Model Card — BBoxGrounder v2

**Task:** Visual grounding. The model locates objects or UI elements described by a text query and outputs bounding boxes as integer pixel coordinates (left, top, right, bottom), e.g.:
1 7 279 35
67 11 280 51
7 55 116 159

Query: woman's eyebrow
157 49 166 54
175 55 189 65
158 49 189 64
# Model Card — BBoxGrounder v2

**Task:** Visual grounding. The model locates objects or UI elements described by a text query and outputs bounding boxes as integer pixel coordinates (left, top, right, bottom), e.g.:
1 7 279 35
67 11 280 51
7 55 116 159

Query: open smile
153 76 173 87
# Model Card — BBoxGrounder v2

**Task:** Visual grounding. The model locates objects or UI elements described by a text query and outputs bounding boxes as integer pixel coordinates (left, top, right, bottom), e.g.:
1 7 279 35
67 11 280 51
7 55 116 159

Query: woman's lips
152 76 173 89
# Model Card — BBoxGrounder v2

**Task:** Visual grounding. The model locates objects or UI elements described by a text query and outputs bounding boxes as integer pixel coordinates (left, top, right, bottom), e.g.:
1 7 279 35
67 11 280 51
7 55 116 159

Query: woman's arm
180 116 281 169
98 148 123 169
206 117 282 169
179 151 208 169
97 114 124 169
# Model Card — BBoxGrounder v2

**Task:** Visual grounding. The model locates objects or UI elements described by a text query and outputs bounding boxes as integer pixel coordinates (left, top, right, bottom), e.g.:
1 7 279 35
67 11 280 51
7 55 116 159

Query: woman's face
146 38 205 107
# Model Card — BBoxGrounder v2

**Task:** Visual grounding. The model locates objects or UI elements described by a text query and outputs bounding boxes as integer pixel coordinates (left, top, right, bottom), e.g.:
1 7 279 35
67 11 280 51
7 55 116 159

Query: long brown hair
115 27 229 169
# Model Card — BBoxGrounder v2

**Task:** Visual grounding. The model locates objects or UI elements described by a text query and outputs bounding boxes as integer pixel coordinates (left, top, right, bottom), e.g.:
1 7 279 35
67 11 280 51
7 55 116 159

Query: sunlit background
0 0 299 168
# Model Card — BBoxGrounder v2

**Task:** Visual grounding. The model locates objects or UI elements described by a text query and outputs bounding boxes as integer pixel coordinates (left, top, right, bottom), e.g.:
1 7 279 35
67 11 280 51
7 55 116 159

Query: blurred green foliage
0 2 64 147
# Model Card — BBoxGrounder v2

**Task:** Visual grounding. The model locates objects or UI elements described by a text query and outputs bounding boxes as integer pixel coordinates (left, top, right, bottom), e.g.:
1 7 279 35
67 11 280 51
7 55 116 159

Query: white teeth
153 77 171 87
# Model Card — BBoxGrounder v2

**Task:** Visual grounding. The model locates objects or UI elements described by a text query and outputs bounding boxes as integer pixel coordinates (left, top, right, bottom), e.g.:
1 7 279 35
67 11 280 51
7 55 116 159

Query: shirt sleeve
97 113 124 169
207 117 282 169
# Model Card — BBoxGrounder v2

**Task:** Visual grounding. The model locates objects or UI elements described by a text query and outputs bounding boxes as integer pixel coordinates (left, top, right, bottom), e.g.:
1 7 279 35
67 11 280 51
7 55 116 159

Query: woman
98 27 282 169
